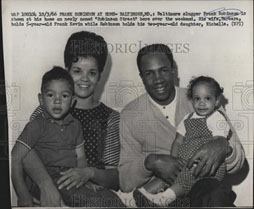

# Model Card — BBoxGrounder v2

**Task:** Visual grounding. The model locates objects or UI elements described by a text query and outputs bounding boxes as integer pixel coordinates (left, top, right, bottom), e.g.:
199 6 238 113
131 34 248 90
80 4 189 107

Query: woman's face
69 56 100 99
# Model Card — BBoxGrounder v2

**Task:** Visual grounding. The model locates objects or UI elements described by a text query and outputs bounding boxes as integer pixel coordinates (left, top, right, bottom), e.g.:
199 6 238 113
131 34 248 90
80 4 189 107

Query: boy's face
139 52 176 105
39 79 73 121
68 56 100 99
192 83 219 116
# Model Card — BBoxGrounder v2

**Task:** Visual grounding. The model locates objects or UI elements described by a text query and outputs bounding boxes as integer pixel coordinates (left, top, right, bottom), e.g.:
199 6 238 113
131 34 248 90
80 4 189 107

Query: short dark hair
64 31 108 73
187 76 224 99
137 44 174 73
41 66 74 94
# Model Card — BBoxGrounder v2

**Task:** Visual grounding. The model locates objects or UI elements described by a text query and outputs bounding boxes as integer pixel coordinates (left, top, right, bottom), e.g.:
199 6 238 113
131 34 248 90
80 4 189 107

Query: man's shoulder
121 93 149 113
176 87 193 107
177 87 188 96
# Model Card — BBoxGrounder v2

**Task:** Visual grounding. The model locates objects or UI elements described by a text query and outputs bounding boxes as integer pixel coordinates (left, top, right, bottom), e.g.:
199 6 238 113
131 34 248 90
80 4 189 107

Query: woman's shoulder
99 103 120 125
99 102 120 115
30 106 43 121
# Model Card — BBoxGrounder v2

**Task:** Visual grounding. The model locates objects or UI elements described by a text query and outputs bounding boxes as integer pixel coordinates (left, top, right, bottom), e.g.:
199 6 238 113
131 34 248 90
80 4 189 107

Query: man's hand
187 137 230 177
145 154 182 185
57 167 94 190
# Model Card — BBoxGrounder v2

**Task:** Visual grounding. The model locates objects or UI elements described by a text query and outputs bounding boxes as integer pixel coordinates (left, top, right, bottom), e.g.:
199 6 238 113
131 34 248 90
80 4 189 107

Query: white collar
148 87 178 126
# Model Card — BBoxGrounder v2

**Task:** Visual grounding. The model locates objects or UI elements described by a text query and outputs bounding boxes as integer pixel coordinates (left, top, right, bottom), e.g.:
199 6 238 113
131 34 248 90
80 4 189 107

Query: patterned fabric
176 111 228 193
30 103 120 169
71 104 120 168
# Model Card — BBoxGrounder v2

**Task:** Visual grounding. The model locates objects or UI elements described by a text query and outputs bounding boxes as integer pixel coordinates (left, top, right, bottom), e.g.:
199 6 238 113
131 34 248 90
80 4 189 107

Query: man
118 44 245 207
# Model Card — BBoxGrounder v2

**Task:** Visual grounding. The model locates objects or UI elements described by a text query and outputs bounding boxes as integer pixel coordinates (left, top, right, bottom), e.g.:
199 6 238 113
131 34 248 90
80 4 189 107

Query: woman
23 31 123 207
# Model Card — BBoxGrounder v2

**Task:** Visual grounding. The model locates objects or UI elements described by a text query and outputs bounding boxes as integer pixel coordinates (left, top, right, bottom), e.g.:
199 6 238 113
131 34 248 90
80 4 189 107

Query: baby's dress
175 110 231 193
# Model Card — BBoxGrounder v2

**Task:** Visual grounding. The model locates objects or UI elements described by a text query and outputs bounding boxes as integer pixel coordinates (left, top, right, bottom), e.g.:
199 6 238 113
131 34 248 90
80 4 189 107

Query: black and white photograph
2 0 253 208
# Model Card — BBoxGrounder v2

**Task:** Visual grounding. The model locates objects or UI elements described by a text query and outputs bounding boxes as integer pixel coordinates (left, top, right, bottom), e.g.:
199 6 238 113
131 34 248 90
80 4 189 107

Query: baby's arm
12 142 33 206
171 133 185 158
172 114 188 158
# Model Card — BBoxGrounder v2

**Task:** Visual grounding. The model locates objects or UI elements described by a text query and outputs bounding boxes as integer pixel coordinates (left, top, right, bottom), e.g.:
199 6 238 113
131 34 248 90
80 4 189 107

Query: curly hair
187 76 224 100
64 31 108 73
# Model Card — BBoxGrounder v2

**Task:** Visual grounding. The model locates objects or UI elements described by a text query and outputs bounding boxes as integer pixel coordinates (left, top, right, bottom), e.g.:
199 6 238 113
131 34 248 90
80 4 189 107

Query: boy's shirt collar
41 108 74 126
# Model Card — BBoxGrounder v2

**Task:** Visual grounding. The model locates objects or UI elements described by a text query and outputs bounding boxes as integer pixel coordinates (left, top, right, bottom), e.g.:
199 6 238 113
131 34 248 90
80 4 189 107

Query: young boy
12 67 87 206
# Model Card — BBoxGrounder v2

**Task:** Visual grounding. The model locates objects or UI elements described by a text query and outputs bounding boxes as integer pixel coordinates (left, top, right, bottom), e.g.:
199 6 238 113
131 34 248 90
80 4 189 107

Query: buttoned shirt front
148 87 178 127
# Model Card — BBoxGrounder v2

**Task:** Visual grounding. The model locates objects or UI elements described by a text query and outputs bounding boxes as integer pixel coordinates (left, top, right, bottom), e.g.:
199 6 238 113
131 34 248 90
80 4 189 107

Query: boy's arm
75 146 103 191
171 133 185 158
57 126 90 190
18 118 63 207
76 145 87 168
76 122 86 168
11 142 33 206
23 149 63 206
57 145 93 191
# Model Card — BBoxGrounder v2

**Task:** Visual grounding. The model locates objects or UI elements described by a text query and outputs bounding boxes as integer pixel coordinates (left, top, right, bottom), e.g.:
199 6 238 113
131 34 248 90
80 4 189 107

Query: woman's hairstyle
187 76 224 99
64 31 108 73
41 66 74 95
137 44 174 73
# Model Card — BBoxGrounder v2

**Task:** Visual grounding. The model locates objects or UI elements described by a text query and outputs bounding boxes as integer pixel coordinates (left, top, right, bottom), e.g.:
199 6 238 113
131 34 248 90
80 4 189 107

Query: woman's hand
57 167 94 190
85 181 104 192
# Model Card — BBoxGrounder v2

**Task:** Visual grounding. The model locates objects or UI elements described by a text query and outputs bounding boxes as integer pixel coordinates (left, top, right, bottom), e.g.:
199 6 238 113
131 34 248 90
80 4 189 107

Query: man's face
139 52 176 105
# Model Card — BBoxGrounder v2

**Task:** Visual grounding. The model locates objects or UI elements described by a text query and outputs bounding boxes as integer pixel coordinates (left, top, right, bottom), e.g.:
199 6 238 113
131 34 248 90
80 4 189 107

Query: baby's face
192 83 219 116
40 79 73 121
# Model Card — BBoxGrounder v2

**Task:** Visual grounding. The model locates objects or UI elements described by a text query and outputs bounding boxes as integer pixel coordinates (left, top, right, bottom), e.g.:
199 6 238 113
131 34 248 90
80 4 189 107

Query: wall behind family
3 0 253 206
